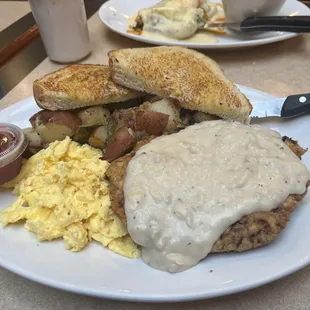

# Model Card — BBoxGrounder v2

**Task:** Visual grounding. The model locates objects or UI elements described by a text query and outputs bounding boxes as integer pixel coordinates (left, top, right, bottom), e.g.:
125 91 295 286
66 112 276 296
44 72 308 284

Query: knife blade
250 93 310 119
205 16 310 32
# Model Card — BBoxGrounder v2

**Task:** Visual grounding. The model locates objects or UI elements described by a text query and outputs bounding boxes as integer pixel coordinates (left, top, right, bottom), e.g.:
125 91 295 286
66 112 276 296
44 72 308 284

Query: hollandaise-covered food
0 137 140 258
128 0 225 42
136 0 206 40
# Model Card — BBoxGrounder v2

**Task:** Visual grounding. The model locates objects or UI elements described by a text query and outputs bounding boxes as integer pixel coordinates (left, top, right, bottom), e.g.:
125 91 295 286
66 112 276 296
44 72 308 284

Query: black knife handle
240 16 310 32
281 94 310 118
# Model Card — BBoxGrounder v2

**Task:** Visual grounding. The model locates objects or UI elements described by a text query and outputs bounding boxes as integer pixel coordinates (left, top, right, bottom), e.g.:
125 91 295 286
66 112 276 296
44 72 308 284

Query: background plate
98 0 310 49
0 86 309 302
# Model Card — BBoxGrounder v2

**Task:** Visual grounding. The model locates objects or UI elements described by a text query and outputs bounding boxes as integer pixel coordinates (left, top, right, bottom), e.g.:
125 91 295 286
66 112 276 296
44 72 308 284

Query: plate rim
0 252 308 302
0 88 310 302
98 0 309 49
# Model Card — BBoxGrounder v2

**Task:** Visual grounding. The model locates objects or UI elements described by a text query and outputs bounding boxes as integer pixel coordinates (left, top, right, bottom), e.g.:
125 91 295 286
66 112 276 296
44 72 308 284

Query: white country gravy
124 121 310 273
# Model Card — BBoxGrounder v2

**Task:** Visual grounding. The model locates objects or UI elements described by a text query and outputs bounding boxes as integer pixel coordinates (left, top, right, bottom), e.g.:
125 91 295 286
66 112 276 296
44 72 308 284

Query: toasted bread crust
33 64 143 111
108 47 252 123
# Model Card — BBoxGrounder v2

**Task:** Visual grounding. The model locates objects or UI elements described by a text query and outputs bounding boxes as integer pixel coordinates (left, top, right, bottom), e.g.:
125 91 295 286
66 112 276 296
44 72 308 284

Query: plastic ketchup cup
0 123 28 185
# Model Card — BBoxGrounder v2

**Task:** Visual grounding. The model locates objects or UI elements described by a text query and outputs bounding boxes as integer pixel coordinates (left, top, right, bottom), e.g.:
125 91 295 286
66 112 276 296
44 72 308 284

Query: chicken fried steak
106 136 309 253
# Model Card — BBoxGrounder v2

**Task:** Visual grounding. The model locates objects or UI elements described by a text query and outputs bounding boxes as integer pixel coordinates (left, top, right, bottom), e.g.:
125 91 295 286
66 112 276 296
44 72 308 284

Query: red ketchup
0 123 28 185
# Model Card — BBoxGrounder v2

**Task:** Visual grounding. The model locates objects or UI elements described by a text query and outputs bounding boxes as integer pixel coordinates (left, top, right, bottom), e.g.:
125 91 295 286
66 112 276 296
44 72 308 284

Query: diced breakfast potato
88 126 109 149
111 105 170 139
146 98 181 131
111 109 136 131
29 110 81 143
22 128 45 158
135 110 169 135
105 127 136 162
72 127 92 144
23 128 44 148
77 106 110 127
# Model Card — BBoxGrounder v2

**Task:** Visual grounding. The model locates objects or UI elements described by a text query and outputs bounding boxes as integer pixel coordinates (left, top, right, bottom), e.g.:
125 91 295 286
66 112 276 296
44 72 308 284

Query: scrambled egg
0 137 140 258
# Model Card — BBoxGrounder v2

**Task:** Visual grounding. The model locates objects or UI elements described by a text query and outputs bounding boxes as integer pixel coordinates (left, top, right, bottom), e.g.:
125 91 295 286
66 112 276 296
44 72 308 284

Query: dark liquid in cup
0 132 16 154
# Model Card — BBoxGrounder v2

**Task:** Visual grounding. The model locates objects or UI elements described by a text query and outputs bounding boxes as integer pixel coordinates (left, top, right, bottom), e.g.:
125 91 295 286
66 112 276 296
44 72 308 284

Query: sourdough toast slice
33 64 143 111
108 46 252 123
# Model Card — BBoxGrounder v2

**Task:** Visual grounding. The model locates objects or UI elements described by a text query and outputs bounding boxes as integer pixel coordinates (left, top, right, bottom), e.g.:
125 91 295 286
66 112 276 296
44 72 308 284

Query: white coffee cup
29 0 91 63
222 0 286 22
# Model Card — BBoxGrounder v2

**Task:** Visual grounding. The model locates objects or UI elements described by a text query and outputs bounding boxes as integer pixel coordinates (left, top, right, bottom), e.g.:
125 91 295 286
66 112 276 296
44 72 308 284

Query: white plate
0 86 310 302
98 0 310 49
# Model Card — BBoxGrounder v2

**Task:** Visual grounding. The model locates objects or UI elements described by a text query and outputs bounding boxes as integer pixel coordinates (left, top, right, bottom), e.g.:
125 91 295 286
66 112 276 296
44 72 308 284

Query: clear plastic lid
0 123 28 168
